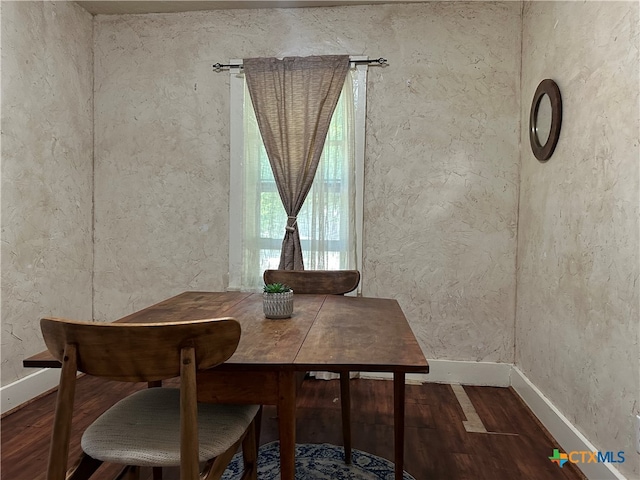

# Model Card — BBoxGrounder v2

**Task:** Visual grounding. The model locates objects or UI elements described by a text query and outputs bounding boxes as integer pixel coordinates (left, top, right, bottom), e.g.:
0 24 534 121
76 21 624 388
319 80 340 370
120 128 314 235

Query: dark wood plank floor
1 375 585 480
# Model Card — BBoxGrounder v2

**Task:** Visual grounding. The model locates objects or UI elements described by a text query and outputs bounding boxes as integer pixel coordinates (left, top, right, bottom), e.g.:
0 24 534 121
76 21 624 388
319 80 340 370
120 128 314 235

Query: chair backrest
40 317 241 480
40 317 241 383
263 269 360 295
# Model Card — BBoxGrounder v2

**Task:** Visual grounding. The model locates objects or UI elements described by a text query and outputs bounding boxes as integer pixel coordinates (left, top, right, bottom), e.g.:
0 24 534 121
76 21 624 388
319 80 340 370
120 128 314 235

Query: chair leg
152 466 163 480
201 434 245 480
254 405 263 449
65 452 103 480
241 417 258 480
114 465 140 480
339 371 352 464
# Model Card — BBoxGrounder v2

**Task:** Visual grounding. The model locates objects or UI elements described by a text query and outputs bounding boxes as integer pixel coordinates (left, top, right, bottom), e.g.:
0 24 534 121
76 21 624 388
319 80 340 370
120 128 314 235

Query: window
229 58 367 292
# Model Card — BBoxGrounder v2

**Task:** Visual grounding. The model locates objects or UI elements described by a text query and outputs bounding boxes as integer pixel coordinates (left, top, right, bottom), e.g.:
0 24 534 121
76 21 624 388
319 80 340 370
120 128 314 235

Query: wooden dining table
24 291 429 480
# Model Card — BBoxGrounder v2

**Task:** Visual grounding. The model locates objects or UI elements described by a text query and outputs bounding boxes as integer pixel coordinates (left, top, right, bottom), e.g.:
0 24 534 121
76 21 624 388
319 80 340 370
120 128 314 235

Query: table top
24 291 429 373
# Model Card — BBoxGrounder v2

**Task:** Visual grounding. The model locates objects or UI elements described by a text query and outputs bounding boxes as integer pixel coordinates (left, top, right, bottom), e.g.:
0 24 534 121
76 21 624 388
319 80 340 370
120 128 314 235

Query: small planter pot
263 291 294 319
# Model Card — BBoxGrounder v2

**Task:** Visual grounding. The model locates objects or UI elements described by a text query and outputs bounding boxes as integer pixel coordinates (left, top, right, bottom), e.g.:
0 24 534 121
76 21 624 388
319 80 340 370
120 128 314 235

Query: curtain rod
212 57 387 72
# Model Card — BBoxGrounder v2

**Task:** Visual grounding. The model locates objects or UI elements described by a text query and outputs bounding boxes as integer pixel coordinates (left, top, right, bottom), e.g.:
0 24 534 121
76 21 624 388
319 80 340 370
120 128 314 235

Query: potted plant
263 282 294 319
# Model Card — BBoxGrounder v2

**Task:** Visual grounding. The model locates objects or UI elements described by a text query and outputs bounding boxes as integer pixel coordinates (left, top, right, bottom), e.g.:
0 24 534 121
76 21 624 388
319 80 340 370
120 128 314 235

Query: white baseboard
511 366 626 480
360 359 512 387
1 368 60 415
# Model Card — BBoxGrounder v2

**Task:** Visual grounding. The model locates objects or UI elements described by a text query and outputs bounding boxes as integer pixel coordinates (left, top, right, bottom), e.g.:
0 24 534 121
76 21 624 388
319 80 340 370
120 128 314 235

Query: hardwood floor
1 375 586 480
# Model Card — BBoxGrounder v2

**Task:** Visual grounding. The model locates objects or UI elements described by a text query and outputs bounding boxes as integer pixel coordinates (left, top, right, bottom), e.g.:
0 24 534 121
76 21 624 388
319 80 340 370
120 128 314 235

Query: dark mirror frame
529 79 562 162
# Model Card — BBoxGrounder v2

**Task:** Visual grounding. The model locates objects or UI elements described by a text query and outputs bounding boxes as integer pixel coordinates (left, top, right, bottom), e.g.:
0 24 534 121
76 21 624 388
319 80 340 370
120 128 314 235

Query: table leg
339 371 352 464
277 371 297 480
393 372 405 480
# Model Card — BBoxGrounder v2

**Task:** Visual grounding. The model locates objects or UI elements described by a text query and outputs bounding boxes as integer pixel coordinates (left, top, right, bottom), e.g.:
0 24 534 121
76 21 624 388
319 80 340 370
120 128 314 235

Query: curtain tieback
285 216 298 232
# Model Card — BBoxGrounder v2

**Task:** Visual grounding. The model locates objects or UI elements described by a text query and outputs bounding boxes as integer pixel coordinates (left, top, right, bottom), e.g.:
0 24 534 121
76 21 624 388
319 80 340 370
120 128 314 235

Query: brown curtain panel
243 55 350 270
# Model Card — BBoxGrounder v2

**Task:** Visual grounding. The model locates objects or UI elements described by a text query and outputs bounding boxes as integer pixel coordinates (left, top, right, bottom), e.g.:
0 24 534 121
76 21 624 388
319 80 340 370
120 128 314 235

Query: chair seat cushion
81 388 258 467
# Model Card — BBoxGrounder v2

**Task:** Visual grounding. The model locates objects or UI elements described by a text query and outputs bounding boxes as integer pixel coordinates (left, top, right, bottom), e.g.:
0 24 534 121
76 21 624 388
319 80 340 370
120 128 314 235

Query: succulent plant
263 282 292 294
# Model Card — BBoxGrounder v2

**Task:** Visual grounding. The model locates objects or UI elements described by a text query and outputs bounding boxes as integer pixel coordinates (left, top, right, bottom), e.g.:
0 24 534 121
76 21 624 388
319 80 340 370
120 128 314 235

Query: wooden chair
40 316 259 480
262 269 360 463
263 269 360 296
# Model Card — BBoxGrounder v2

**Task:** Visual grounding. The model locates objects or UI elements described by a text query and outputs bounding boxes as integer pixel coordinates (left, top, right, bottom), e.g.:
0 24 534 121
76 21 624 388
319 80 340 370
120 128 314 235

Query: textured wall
93 2 522 366
360 3 520 362
1 1 94 386
92 11 232 320
517 2 639 477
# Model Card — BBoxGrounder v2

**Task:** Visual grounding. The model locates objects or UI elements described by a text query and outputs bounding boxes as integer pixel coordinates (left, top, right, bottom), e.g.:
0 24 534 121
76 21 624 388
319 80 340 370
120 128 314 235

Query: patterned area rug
222 441 416 480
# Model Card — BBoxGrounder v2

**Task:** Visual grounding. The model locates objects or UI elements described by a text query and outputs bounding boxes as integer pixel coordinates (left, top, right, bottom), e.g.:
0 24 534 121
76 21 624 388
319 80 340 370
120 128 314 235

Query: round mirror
529 79 562 162
535 93 552 146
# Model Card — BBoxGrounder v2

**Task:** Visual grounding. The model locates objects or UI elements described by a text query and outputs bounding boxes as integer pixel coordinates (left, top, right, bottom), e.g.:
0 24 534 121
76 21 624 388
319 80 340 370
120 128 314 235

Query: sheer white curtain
239 71 358 291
